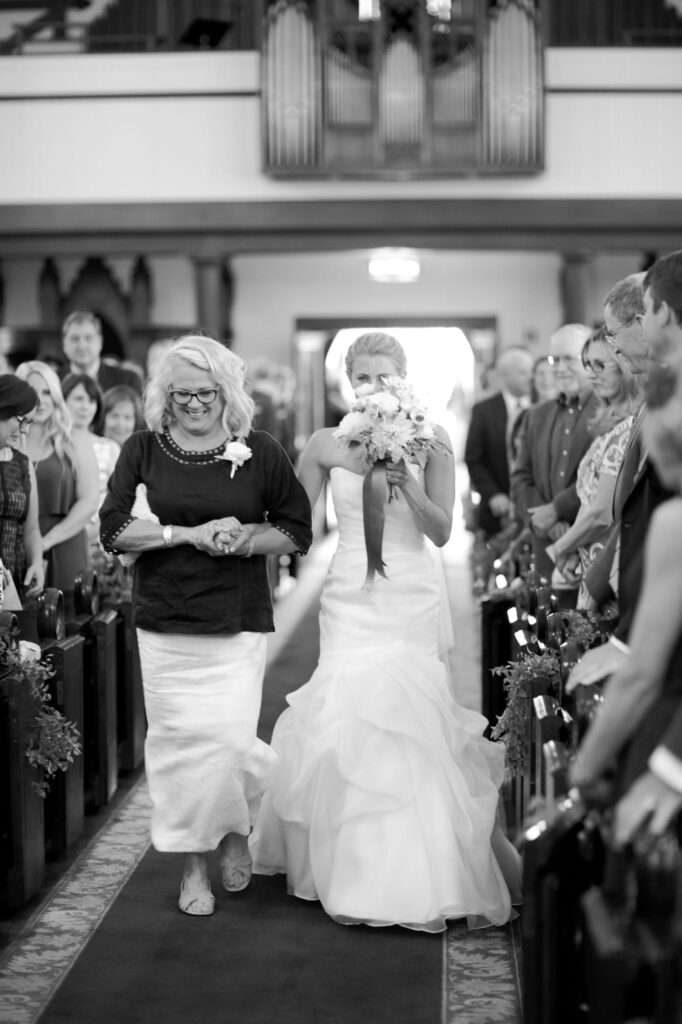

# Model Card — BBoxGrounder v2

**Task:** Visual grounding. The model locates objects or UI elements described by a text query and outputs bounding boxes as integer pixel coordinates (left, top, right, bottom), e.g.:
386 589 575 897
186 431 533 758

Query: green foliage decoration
0 635 81 798
490 649 561 777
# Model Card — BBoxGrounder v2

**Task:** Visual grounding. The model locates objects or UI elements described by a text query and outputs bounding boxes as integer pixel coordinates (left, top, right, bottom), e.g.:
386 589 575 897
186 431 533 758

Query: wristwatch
163 524 174 547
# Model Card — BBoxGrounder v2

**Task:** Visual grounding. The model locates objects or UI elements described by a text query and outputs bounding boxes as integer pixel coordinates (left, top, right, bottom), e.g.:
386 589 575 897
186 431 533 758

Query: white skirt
137 629 276 853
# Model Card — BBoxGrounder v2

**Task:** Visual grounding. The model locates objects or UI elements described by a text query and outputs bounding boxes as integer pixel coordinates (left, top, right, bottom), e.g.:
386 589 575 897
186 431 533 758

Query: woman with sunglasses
0 373 44 605
99 335 312 918
546 326 643 609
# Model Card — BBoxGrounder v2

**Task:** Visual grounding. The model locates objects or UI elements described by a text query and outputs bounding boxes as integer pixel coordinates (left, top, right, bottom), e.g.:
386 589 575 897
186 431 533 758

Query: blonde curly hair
144 334 255 438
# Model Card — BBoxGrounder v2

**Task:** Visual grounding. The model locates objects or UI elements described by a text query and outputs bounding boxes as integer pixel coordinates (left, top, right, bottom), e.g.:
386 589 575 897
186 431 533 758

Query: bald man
465 346 533 538
511 324 598 584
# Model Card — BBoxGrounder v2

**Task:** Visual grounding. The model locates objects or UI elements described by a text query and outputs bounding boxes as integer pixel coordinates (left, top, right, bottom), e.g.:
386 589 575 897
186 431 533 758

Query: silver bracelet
162 524 173 546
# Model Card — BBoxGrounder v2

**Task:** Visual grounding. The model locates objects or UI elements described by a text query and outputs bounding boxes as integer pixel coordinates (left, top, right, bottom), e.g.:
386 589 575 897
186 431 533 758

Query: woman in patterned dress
0 374 44 604
546 327 643 609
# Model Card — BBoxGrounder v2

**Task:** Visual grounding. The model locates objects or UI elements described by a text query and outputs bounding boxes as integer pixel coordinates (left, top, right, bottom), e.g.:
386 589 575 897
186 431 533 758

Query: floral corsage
217 439 253 478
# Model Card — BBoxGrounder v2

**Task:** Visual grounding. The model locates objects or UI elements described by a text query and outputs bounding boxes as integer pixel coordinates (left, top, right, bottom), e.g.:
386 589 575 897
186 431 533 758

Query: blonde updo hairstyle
345 332 408 379
145 334 255 438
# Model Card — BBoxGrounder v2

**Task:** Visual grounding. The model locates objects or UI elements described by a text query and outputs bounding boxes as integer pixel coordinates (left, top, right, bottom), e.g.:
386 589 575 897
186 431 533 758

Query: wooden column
192 254 231 342
560 253 593 325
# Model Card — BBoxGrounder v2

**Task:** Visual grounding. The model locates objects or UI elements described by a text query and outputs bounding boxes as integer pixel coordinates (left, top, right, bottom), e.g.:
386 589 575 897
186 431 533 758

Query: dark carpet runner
39 580 444 1024
36 564 521 1024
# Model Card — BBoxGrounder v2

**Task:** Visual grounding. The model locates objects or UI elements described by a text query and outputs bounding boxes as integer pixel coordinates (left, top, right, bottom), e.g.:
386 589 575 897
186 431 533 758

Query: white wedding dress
251 467 521 932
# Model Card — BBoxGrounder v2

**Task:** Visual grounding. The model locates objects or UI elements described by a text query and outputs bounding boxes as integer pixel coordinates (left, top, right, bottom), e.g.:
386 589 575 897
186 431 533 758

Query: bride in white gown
251 332 521 932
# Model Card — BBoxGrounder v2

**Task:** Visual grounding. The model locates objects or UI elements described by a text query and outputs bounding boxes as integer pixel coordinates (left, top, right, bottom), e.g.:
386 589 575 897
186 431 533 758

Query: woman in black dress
0 374 44 605
100 335 312 917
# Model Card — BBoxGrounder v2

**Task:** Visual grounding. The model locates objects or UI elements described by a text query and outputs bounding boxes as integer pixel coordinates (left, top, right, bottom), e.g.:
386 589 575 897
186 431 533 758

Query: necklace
167 428 228 455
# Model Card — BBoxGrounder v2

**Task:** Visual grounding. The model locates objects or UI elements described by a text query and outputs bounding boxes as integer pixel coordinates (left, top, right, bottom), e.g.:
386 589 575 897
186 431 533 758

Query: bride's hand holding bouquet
333 375 446 586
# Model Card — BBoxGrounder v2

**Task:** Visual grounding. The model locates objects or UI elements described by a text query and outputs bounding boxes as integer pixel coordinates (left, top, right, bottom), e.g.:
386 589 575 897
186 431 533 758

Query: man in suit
464 346 533 538
567 272 673 686
61 310 143 395
511 323 596 582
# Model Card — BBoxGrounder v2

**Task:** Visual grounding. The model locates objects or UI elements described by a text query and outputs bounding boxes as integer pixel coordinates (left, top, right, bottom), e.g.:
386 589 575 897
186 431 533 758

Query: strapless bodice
330 466 426 557
320 467 440 657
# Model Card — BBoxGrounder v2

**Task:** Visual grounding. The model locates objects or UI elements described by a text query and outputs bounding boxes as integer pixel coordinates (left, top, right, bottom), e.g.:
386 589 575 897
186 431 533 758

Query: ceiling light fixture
368 248 421 283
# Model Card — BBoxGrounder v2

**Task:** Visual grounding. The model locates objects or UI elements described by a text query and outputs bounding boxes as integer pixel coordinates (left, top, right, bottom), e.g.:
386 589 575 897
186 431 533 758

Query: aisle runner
0 778 152 1024
0 526 521 1023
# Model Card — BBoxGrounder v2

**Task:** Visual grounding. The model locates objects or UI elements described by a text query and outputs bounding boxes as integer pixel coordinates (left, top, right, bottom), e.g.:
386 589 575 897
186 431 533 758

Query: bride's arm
297 429 331 510
389 425 455 547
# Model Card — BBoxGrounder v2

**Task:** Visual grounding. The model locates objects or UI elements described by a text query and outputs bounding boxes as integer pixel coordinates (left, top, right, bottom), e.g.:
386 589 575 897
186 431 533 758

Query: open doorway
293 317 497 534
293 316 497 457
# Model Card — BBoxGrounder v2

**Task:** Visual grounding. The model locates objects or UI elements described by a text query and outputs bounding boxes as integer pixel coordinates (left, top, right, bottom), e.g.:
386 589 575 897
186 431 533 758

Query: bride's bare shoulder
304 427 339 460
304 427 352 470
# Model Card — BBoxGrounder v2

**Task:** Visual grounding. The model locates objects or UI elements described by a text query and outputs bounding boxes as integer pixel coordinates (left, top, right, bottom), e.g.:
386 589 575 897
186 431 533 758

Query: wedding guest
101 385 144 448
530 354 558 404
15 361 99 595
569 368 682 819
62 372 120 565
545 328 642 608
0 375 44 603
567 273 673 687
61 311 142 394
99 334 312 917
252 331 521 932
641 248 682 375
464 346 533 538
511 323 597 584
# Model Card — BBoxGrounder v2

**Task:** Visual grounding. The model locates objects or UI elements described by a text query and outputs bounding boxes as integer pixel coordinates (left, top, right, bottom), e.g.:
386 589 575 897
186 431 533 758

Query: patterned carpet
0 520 522 1024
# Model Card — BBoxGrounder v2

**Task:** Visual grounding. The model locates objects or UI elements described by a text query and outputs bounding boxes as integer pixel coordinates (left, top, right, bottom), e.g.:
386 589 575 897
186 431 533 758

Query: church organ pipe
379 37 425 145
264 0 319 168
326 46 372 126
483 0 540 168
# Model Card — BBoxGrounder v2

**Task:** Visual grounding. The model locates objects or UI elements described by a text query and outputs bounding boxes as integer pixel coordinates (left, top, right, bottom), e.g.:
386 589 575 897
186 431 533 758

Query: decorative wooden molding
0 199 680 255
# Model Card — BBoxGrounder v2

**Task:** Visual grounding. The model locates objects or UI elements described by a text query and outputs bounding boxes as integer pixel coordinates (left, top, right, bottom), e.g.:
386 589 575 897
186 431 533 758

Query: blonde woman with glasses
15 360 99 598
546 327 643 609
99 335 312 917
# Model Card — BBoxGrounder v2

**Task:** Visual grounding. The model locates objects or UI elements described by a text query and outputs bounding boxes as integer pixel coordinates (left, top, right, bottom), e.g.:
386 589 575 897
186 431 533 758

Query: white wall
231 250 563 366
0 50 678 202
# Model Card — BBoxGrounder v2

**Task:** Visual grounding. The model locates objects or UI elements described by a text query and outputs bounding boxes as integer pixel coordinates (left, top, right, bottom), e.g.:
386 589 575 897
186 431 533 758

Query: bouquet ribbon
362 459 389 589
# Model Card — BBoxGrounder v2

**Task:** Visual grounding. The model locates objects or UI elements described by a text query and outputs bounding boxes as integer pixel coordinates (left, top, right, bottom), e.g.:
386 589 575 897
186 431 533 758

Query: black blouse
99 430 312 636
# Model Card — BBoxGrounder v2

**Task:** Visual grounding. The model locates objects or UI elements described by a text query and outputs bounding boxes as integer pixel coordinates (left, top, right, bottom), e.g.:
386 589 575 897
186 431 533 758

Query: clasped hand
194 517 250 557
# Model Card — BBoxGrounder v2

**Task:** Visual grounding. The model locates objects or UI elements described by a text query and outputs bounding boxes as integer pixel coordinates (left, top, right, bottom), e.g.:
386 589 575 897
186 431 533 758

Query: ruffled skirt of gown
251 468 521 932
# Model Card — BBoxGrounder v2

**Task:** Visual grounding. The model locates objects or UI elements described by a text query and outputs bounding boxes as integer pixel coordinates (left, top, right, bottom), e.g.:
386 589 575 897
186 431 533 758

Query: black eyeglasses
168 388 220 407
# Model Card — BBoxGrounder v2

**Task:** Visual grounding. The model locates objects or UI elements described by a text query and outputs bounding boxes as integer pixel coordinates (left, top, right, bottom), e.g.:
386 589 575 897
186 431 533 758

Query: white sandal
178 879 215 916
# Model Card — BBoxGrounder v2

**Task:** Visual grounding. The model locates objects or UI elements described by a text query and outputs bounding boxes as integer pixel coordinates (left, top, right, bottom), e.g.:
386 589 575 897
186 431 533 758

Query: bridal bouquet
333 377 444 588
334 376 438 473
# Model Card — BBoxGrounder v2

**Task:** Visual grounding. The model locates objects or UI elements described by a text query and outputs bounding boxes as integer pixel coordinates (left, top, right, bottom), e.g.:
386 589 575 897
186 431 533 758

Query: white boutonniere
218 439 253 478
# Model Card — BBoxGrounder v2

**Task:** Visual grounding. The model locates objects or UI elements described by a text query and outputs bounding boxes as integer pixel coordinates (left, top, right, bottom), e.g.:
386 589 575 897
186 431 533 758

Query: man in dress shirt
464 346 533 538
511 323 597 583
61 310 143 395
